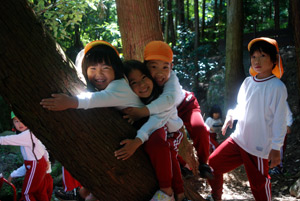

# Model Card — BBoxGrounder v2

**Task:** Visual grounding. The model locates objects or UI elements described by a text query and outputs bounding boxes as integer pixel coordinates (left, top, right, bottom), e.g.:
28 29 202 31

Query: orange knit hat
144 41 173 63
248 37 284 78
84 40 119 56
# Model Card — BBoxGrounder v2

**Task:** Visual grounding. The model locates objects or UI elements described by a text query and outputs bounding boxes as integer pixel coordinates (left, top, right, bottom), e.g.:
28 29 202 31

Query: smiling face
13 117 28 132
251 50 275 79
146 60 172 86
128 69 154 98
87 62 115 90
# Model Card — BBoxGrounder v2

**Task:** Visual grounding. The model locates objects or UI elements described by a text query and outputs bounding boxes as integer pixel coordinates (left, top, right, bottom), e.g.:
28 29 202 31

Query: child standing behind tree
1 112 52 201
205 105 223 153
207 37 287 201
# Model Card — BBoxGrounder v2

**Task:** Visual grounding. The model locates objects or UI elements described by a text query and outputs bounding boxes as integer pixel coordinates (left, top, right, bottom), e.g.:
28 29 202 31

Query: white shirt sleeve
271 84 288 150
10 165 26 178
146 71 181 115
0 131 32 147
286 102 293 127
77 79 143 110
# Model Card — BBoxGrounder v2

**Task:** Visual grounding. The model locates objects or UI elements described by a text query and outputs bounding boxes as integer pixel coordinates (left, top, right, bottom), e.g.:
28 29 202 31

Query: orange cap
144 41 173 63
248 37 284 78
84 40 119 56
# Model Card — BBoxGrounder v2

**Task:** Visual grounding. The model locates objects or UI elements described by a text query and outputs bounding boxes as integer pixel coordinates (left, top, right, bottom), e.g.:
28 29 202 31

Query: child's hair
249 41 277 64
209 105 222 119
82 43 124 91
123 60 162 104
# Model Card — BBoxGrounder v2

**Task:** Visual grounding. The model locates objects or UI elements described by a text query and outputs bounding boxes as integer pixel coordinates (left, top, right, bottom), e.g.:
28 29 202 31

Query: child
40 41 184 201
0 112 53 201
207 37 287 201
205 105 223 153
116 60 187 201
123 40 212 179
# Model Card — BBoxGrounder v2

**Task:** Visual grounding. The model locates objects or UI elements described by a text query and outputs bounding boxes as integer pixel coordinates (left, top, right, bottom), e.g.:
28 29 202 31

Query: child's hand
122 107 150 121
114 138 142 160
221 115 233 135
286 126 291 134
268 149 280 168
7 176 13 183
40 94 78 111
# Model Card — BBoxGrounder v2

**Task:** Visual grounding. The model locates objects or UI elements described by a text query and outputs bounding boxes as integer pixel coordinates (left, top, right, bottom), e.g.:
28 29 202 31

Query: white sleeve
226 80 247 120
10 165 26 178
0 131 32 147
77 79 142 109
271 85 288 150
286 102 293 127
146 71 181 115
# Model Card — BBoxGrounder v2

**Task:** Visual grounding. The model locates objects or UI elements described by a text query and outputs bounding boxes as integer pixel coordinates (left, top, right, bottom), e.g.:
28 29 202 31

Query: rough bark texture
290 0 300 95
224 0 245 111
0 1 158 200
116 0 163 61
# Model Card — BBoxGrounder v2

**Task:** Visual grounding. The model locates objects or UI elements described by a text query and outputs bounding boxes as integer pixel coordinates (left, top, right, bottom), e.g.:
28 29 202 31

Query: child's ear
170 63 174 70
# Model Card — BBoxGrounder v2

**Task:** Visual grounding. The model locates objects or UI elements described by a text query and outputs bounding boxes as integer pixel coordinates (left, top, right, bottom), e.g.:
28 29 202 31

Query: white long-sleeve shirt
146 71 185 115
76 78 183 143
0 130 48 161
228 75 288 159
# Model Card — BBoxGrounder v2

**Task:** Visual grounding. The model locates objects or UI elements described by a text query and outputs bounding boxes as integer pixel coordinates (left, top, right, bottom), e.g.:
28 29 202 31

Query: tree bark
224 0 245 111
290 0 300 95
0 1 158 200
116 0 163 61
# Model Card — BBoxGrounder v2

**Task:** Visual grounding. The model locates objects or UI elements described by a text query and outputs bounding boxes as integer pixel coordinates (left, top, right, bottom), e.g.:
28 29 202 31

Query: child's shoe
150 190 175 201
269 166 282 175
199 163 214 179
180 164 194 179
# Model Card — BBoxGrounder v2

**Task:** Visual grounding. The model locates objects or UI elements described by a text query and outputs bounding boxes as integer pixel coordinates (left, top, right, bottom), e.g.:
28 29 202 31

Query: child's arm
269 83 288 167
40 93 78 111
41 79 143 111
0 130 33 147
114 138 143 160
8 164 27 182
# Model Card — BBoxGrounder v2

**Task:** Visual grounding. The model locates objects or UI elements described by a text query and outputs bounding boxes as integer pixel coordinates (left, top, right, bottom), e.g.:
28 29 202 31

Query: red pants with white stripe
208 137 271 201
144 127 184 194
177 90 210 164
21 157 48 201
62 167 82 192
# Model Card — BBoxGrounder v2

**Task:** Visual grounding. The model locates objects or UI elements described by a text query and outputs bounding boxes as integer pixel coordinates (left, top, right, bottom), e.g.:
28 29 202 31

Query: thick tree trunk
290 0 300 95
224 0 245 111
116 0 163 61
0 1 158 200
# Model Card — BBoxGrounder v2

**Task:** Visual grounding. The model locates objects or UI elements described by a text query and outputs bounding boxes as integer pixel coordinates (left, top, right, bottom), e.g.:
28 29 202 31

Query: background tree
290 0 300 94
224 0 245 111
116 0 163 61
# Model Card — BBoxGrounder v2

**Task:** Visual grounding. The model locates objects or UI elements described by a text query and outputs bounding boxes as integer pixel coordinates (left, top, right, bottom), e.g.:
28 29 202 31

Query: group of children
0 36 292 201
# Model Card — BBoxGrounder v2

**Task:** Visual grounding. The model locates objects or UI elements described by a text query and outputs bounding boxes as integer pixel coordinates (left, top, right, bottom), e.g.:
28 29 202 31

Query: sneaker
150 190 175 201
55 189 77 201
180 165 194 179
269 166 282 175
199 164 214 179
55 188 84 201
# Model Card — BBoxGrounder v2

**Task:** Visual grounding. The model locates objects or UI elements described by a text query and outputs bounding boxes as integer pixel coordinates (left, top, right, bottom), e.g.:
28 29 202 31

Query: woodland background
0 0 299 200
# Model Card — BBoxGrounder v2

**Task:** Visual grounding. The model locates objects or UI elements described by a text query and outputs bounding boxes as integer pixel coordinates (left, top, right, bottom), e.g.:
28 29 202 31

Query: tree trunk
177 0 185 26
201 0 206 39
194 0 200 94
116 0 163 61
224 0 245 111
290 0 300 95
0 1 158 200
274 0 280 31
